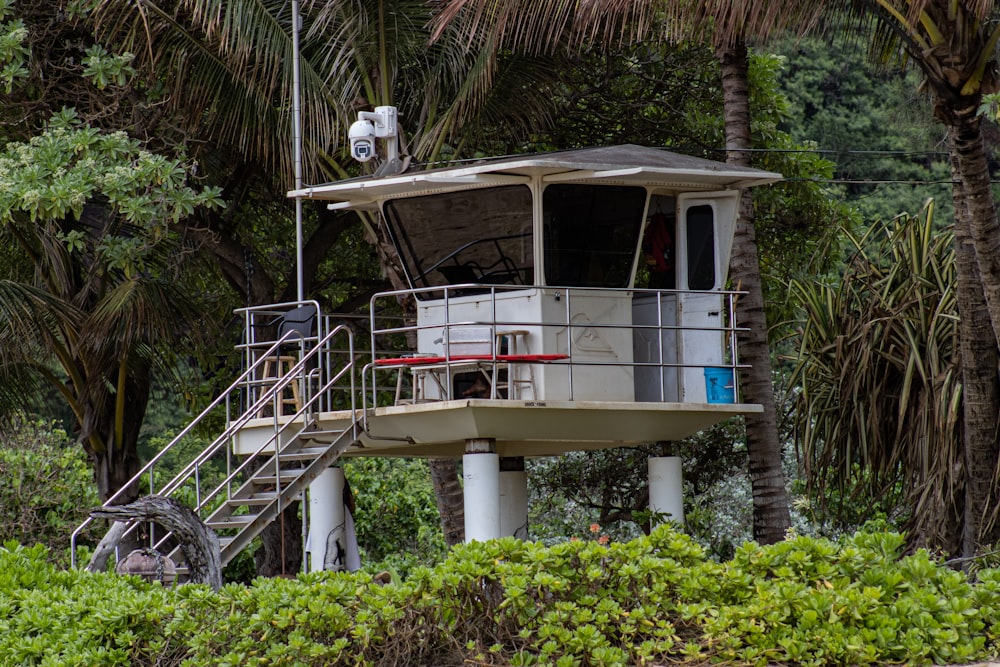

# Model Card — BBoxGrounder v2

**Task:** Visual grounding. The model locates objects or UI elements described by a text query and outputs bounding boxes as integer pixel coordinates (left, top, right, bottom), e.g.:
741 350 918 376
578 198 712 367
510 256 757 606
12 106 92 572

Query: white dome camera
348 119 377 162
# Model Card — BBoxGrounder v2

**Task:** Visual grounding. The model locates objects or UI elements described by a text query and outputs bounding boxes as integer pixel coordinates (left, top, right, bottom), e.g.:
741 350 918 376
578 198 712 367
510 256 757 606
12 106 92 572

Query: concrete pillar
308 467 346 572
463 438 500 542
499 457 529 539
648 456 684 527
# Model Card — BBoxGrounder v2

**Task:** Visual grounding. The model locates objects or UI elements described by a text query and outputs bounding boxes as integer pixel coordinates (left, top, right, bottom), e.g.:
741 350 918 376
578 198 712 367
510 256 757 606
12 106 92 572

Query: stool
495 330 534 399
259 355 302 416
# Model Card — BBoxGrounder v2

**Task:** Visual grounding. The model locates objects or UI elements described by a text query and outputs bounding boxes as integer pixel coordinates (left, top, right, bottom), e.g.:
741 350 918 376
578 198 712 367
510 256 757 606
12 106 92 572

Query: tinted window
686 204 715 290
542 184 646 287
383 186 534 298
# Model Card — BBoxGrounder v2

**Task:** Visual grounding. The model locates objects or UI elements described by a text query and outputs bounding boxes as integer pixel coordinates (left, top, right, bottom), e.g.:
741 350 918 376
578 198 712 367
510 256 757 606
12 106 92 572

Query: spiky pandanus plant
790 202 964 553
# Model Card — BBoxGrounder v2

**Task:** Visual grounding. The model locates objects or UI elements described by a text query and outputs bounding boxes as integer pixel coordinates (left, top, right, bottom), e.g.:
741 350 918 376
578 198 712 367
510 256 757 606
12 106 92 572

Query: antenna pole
292 0 304 302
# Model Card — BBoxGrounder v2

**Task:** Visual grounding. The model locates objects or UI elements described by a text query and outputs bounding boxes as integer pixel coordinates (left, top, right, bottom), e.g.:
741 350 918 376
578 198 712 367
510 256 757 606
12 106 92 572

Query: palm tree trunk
90 368 149 504
945 65 1000 357
718 42 791 545
949 131 1000 557
429 458 466 545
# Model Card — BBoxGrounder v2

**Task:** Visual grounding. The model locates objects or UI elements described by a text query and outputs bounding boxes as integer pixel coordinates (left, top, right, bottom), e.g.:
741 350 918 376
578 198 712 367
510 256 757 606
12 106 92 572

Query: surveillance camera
348 119 377 162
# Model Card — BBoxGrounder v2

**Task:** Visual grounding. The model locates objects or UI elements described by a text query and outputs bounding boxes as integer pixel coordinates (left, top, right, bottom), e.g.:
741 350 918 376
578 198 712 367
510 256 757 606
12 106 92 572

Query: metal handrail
70 305 353 569
365 284 749 405
145 324 356 556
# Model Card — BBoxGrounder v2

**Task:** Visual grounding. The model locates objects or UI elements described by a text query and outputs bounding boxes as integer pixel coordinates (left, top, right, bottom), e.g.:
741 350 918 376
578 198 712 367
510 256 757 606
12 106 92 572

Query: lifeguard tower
72 115 782 575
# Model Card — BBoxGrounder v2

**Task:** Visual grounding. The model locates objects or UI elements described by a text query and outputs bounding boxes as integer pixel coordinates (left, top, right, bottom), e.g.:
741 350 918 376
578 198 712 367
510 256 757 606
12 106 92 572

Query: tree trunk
947 90 1000 354
91 446 143 505
89 366 150 504
254 501 303 577
429 458 466 545
90 495 223 590
949 129 1000 557
717 42 791 545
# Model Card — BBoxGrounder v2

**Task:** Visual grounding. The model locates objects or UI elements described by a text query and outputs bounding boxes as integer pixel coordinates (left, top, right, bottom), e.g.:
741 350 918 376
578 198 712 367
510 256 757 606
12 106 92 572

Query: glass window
542 184 646 287
383 186 534 298
686 204 716 290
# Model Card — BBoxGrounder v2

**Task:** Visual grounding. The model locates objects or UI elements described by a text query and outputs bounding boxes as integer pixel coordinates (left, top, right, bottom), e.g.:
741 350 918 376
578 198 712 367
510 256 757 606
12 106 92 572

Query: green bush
0 418 101 565
1 528 999 666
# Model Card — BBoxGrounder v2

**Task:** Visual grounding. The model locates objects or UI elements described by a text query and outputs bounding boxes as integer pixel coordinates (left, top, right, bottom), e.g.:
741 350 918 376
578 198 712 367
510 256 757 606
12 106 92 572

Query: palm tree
86 0 577 549
809 0 1000 555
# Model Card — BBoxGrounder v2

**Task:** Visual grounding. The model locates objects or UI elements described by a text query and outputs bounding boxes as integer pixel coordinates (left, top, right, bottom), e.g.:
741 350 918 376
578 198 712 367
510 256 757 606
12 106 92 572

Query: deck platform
233 399 762 459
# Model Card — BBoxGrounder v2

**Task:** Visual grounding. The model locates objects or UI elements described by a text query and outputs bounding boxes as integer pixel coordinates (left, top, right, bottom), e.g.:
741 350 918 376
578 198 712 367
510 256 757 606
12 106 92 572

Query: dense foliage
773 28 954 225
343 457 448 574
2 527 999 667
0 418 100 564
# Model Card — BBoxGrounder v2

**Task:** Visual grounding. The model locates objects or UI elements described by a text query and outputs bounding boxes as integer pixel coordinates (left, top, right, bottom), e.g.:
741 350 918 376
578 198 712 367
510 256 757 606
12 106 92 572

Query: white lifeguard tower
73 134 782 575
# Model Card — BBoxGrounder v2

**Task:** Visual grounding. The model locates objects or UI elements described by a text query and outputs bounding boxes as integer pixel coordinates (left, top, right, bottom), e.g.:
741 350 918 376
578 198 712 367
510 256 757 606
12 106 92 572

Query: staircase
70 303 361 576
189 421 355 567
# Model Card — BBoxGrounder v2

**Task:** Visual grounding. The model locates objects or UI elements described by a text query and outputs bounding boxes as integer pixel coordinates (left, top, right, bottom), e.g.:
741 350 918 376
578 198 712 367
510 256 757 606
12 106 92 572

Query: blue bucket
704 367 735 404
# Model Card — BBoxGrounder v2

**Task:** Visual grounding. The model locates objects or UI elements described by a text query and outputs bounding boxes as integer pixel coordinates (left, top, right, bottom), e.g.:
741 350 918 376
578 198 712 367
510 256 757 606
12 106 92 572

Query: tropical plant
789 202 963 552
0 110 224 503
3 528 1000 666
343 457 447 575
80 0 591 550
825 0 1000 557
773 27 954 224
429 0 831 544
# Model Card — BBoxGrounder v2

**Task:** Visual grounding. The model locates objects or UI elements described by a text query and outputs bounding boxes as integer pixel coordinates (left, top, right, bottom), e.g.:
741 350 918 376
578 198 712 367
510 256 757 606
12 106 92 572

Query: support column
308 467 346 572
648 456 685 527
499 457 529 539
463 438 500 542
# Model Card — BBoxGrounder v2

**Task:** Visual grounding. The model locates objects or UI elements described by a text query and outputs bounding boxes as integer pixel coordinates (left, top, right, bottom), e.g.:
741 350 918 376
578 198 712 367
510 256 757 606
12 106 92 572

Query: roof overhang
288 145 783 211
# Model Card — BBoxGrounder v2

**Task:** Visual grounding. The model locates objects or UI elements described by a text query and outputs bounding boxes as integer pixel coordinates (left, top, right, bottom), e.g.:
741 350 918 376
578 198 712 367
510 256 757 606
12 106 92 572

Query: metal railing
71 286 750 568
363 284 749 406
71 302 356 568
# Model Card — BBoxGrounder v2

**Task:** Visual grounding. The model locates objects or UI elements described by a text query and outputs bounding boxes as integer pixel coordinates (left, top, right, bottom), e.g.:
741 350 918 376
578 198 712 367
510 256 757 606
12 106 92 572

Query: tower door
676 192 739 403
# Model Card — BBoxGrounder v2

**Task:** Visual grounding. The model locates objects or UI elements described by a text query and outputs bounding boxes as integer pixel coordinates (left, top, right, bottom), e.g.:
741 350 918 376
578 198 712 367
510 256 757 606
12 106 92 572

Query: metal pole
648 457 685 527
292 0 304 302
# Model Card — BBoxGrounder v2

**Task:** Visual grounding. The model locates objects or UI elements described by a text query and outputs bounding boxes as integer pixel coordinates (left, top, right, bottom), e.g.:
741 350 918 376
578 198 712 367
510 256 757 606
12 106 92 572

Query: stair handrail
70 317 353 568
172 326 355 512
144 324 357 557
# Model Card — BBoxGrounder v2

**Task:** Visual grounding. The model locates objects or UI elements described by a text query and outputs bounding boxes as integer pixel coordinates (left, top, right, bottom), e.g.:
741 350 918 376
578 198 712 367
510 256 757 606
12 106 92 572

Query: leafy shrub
0 418 101 564
343 457 447 575
2 528 1000 666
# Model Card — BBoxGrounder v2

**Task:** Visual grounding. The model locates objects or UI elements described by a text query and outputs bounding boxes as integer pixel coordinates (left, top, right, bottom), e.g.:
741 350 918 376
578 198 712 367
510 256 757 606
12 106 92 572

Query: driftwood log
88 495 222 591
86 520 130 574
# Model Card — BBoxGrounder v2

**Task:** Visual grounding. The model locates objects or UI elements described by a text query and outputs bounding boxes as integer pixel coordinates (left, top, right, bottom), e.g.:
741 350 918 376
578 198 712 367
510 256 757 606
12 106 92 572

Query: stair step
299 429 345 443
230 494 278 506
252 471 302 486
208 514 259 530
277 447 330 461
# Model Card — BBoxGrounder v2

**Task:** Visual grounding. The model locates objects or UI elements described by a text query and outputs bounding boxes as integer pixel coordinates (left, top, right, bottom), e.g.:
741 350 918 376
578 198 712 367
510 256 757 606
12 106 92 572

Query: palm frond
91 0 344 183
431 0 659 55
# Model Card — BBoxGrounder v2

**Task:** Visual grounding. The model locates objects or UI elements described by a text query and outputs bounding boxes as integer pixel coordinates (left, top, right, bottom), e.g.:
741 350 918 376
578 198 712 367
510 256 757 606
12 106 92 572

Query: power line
709 147 950 158
784 178 955 185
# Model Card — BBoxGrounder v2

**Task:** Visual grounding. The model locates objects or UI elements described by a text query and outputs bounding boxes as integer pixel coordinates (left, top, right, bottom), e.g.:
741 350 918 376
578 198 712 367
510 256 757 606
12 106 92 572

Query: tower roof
288 144 782 210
